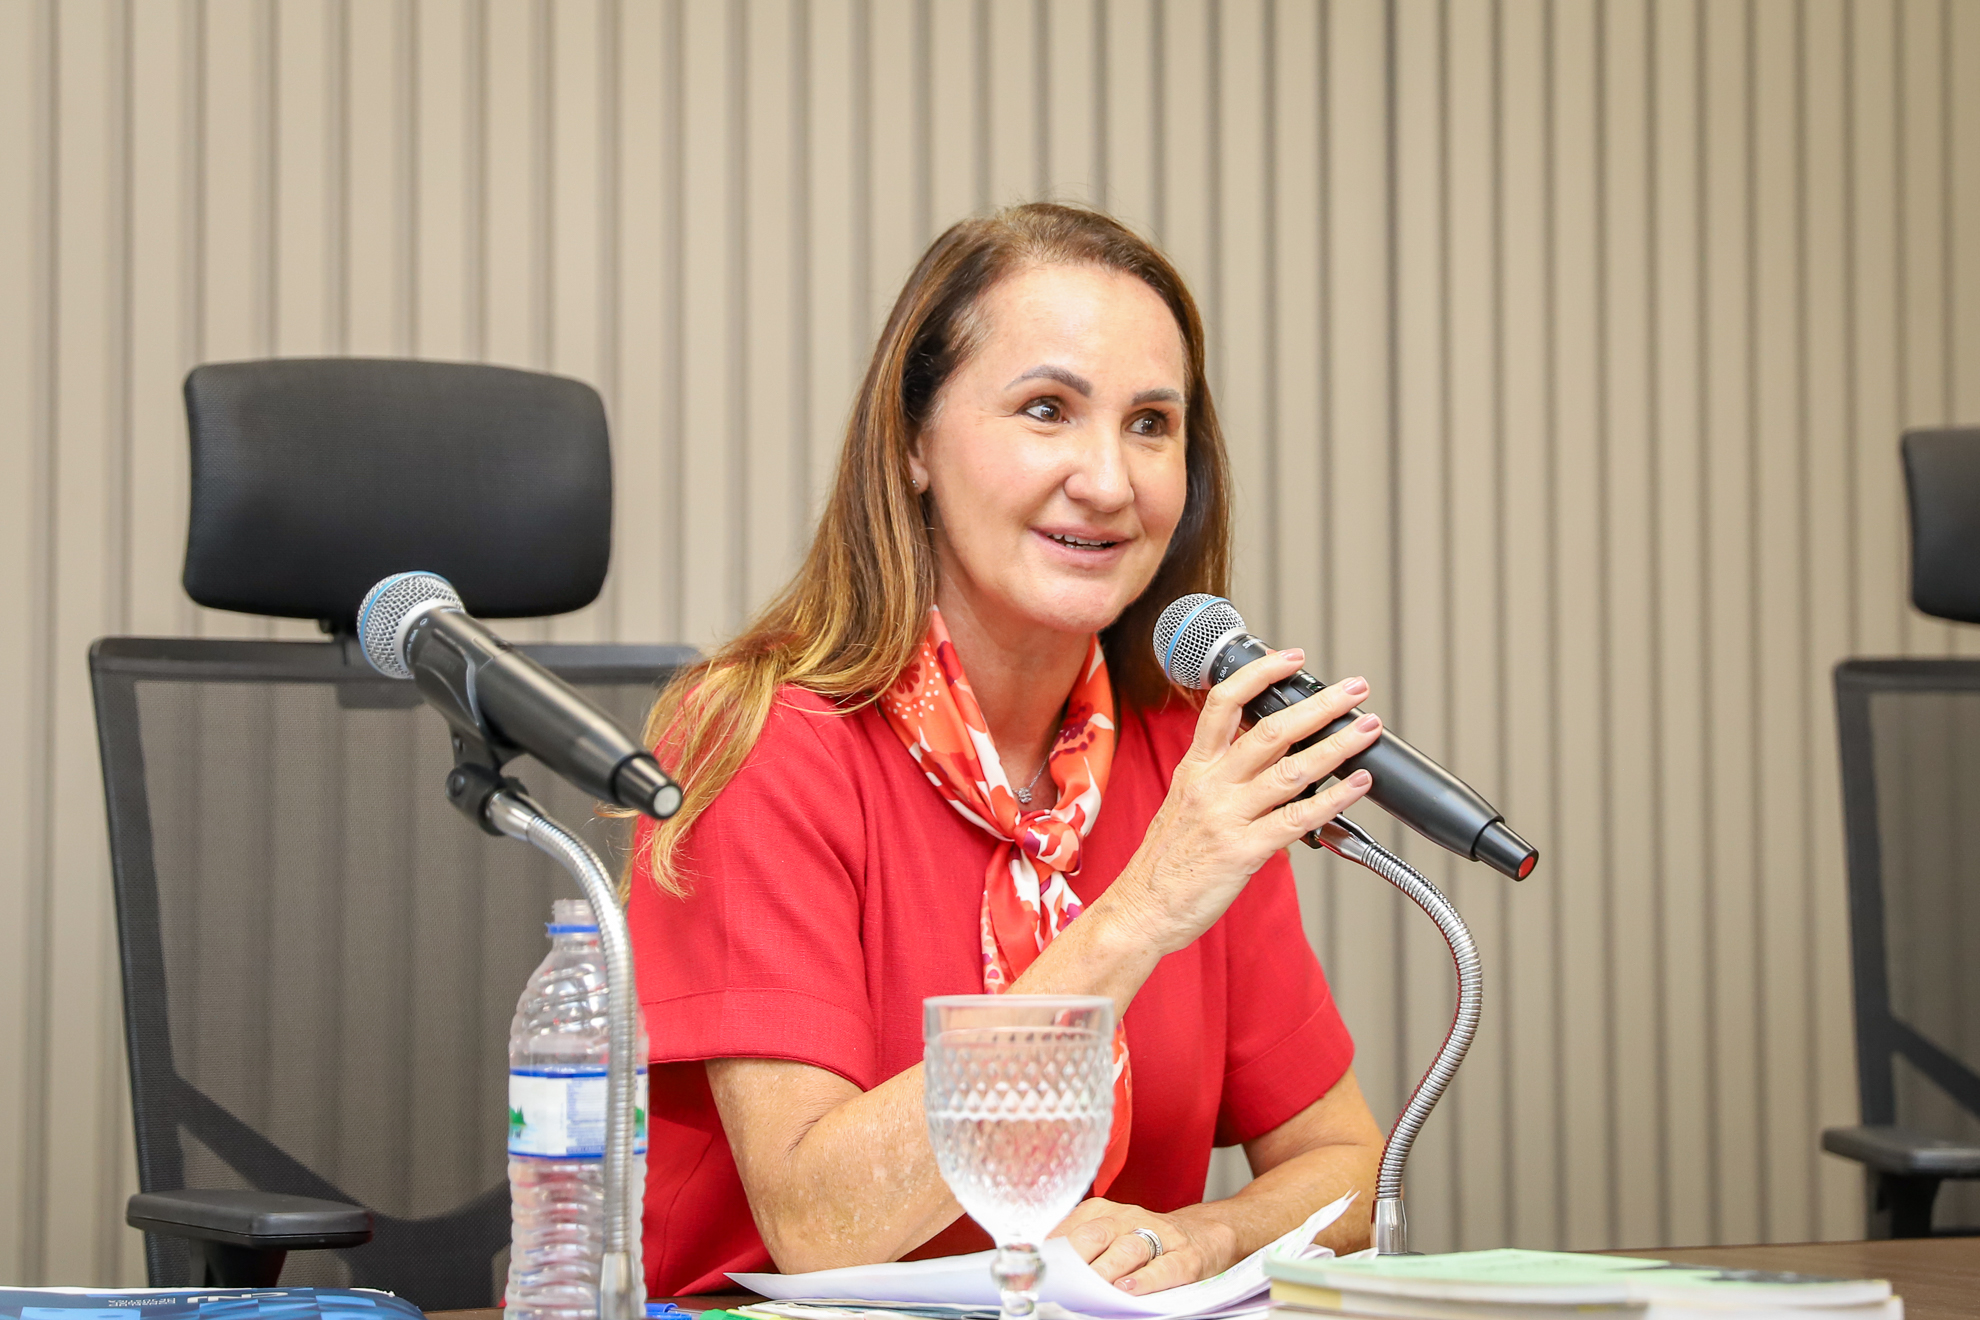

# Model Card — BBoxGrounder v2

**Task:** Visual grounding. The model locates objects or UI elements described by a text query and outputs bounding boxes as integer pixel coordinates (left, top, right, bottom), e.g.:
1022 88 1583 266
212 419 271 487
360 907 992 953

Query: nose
1063 428 1133 513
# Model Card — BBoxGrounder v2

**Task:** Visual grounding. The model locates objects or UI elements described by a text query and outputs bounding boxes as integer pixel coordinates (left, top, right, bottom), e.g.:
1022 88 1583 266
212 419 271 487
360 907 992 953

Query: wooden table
1604 1238 1980 1318
439 1237 1980 1320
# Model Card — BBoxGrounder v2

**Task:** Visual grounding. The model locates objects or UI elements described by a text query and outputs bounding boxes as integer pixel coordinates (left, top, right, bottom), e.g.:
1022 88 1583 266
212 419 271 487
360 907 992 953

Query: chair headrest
183 358 612 633
1904 427 1980 625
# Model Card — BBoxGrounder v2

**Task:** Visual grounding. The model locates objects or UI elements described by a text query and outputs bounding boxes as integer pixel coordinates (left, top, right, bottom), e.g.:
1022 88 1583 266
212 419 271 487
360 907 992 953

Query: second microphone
1155 594 1537 881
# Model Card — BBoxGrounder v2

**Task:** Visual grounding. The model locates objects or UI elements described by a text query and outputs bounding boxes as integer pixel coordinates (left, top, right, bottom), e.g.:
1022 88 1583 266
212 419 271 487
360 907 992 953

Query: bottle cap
548 897 598 934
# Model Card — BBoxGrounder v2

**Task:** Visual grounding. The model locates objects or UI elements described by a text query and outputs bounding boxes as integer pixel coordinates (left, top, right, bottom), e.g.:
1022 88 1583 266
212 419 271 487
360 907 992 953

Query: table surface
438 1236 1980 1320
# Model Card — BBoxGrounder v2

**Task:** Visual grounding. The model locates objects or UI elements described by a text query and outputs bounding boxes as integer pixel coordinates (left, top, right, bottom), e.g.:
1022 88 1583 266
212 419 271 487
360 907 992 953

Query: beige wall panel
1387 0 1457 1248
1897 0 1952 655
1265 0 1324 684
1320 0 1403 1170
1849 0 1905 656
8 0 1980 1279
1494 0 1563 1251
1442 0 1511 1252
1043 0 1101 204
678 0 741 645
743 0 807 609
1699 0 1765 1246
1957 0 1980 427
1799 0 1864 1242
1098 0 1157 234
985 0 1042 209
483 0 546 373
45 0 125 1284
1751 0 1815 1243
413 0 472 363
928 0 982 224
548 0 610 643
867 0 922 321
1216 0 1273 662
613 0 672 646
344 0 410 360
804 0 861 531
1546 0 1611 1252
127 1 198 635
1649 0 1713 1252
0 0 50 1286
1599 0 1664 1253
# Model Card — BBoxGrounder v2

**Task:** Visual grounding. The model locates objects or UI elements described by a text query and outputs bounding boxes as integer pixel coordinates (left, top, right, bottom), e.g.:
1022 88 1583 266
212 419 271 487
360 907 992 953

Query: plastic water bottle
506 899 649 1320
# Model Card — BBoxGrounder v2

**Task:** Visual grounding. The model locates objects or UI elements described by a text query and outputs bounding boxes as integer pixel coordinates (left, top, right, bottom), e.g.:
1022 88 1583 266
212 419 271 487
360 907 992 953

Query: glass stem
992 1242 1044 1320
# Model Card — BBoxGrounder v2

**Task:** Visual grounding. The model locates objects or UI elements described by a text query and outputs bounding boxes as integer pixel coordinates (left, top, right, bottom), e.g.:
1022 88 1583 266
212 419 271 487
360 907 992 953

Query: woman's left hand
1050 1198 1237 1294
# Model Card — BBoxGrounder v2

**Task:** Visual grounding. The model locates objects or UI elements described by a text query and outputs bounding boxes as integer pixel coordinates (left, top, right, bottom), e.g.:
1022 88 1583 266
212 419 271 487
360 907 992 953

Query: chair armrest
127 1190 373 1249
1822 1124 1980 1177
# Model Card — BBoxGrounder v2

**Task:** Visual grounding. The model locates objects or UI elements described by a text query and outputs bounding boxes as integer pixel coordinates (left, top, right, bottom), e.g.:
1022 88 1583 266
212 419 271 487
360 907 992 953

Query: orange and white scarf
880 606 1131 1195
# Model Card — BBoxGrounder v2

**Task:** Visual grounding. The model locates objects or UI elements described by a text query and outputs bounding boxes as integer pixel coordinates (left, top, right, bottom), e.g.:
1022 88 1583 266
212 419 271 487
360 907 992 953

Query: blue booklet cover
0 1290 423 1320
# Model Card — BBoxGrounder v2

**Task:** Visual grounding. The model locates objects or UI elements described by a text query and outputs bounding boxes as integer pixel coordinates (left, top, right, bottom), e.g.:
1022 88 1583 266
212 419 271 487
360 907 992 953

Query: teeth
1049 533 1115 549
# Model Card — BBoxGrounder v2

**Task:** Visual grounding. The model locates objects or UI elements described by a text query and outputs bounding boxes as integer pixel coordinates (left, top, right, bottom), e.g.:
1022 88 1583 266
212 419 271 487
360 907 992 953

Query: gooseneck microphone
358 571 682 820
1155 595 1536 880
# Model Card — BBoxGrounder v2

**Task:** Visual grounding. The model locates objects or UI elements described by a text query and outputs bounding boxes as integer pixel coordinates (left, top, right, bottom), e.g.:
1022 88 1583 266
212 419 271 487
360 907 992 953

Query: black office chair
91 359 693 1307
1822 427 1980 1237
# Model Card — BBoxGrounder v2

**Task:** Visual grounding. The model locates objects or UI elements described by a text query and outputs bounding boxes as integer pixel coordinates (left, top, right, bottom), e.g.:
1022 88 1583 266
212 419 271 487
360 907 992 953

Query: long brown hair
634 203 1232 895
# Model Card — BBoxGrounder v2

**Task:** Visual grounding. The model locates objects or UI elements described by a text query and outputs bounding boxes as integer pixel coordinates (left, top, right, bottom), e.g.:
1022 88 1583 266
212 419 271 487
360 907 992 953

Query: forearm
715 1059 958 1270
1169 1136 1379 1265
714 901 1165 1272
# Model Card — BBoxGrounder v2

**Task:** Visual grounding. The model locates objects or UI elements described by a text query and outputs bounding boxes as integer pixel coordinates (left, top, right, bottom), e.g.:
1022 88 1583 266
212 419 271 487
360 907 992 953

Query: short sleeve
626 690 881 1089
1213 850 1356 1146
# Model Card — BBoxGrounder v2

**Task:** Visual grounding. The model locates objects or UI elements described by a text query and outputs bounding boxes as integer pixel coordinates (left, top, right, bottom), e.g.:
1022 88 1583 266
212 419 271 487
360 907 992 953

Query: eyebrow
1007 365 1093 396
1005 366 1185 408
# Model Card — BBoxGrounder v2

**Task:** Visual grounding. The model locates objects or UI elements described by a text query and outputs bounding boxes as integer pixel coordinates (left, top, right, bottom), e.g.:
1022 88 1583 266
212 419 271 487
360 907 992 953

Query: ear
907 447 930 492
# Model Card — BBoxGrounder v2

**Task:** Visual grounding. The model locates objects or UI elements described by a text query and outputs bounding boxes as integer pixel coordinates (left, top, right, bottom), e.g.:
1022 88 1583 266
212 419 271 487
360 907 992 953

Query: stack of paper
728 1193 1359 1320
1264 1248 1900 1319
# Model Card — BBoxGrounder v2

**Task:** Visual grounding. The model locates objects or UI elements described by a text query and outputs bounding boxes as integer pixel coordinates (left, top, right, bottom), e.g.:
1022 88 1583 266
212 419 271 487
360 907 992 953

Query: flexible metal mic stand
449 747 646 1320
1308 816 1483 1256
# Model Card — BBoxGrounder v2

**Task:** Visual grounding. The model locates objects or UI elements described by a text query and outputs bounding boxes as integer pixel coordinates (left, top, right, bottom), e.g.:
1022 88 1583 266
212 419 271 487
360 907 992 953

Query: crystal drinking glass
924 994 1116 1320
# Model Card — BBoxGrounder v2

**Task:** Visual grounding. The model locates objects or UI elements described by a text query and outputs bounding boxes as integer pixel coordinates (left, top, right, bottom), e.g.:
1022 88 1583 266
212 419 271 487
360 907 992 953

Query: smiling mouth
1044 532 1122 550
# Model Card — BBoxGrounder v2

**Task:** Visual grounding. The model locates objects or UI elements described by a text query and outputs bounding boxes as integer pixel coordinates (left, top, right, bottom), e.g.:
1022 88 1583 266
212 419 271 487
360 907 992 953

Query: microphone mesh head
1153 594 1247 690
358 571 462 679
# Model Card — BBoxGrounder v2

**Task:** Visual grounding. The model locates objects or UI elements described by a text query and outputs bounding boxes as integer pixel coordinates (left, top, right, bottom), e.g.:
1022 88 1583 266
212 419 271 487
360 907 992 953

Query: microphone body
1157 596 1536 880
359 573 682 820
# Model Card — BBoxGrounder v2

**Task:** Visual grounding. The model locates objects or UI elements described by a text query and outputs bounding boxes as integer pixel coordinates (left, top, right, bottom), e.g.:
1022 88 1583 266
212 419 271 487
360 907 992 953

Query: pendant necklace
1013 755 1050 807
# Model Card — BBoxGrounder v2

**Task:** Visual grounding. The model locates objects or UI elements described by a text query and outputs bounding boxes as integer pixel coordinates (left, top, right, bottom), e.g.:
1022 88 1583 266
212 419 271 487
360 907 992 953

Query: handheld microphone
358 571 683 820
1154 595 1536 880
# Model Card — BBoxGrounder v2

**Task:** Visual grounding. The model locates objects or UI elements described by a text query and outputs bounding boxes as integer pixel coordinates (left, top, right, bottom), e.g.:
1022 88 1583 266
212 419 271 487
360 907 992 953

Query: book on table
1263 1248 1899 1319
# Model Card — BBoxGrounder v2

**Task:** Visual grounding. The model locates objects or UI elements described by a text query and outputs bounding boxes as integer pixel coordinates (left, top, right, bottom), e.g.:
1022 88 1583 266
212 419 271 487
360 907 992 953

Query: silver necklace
1013 755 1050 806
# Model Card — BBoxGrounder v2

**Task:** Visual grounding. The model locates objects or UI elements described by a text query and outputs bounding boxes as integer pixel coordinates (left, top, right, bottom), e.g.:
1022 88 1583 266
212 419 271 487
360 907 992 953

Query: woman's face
912 263 1191 644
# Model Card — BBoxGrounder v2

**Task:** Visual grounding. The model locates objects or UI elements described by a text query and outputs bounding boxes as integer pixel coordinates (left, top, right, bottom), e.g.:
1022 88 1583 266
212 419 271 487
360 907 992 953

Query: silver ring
1129 1226 1164 1261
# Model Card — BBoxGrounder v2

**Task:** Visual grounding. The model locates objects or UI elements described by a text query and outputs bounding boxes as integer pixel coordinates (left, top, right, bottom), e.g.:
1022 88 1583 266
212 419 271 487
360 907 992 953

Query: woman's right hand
1110 650 1381 956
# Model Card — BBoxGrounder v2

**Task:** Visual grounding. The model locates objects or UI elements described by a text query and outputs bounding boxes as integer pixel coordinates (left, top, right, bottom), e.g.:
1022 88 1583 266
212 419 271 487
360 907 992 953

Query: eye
1022 397 1065 423
1128 410 1172 437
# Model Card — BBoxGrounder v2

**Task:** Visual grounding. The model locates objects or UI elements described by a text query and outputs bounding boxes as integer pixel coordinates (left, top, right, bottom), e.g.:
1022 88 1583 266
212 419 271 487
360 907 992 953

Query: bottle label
508 1067 649 1158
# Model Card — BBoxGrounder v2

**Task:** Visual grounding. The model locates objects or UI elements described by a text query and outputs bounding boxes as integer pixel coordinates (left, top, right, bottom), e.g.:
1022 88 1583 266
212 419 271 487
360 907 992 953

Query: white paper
730 1190 1356 1320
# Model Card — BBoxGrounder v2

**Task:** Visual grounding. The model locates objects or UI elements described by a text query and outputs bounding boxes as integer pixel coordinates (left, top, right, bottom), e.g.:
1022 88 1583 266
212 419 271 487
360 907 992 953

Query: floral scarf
880 606 1131 1195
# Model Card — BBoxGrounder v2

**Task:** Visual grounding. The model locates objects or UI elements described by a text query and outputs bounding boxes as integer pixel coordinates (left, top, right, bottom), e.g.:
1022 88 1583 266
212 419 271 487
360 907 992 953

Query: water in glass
924 995 1114 1320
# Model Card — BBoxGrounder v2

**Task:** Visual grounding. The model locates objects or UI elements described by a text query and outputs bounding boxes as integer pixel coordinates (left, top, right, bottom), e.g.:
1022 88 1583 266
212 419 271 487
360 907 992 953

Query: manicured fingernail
1117 1279 1137 1292
1342 676 1368 695
1282 648 1305 663
1356 713 1382 732
1348 769 1372 787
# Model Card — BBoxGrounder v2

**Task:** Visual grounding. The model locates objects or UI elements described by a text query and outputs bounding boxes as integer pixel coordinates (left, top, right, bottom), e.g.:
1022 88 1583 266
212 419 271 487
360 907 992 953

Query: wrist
1088 863 1179 961
1167 1203 1243 1275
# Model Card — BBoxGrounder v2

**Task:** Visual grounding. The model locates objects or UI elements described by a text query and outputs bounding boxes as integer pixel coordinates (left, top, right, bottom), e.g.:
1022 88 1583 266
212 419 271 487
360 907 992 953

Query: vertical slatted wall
2 0 1977 1285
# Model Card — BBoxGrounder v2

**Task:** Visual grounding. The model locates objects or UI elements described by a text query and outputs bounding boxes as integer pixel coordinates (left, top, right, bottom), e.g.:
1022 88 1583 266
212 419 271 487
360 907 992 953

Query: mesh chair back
93 637 691 1309
1836 659 1980 1230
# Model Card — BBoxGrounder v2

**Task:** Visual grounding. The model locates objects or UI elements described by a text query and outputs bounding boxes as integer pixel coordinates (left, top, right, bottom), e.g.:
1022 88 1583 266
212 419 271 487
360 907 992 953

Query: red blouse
627 687 1356 1295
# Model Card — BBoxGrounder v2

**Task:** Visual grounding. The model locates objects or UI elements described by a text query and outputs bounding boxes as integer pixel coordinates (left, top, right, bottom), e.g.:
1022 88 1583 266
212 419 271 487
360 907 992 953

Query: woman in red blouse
626 205 1385 1297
